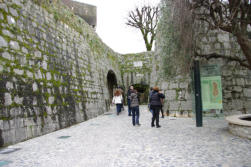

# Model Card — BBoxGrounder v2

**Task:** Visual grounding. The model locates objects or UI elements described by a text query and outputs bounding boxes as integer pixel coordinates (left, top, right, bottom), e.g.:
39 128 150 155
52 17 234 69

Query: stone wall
0 0 121 146
154 0 251 117
61 0 97 28
196 27 251 116
120 52 153 90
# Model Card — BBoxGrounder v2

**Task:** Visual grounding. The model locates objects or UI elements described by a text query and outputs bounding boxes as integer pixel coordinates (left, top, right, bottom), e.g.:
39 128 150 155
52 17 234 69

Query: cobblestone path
0 105 251 167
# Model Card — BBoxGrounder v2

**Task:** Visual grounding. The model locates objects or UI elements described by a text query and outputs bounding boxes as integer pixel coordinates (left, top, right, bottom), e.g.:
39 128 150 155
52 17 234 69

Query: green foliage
33 0 84 35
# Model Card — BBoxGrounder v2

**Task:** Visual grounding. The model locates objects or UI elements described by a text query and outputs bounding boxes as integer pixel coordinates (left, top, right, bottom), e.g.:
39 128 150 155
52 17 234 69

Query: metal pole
194 60 203 127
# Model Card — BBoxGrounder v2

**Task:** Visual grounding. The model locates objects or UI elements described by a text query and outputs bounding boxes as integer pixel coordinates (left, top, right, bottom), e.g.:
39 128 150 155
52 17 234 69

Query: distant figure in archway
112 89 123 115
127 85 134 116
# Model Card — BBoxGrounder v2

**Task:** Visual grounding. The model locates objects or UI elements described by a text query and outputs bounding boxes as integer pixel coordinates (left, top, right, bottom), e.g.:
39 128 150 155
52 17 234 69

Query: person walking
150 87 165 128
148 87 153 114
129 89 140 126
159 90 165 118
112 89 123 115
127 85 133 116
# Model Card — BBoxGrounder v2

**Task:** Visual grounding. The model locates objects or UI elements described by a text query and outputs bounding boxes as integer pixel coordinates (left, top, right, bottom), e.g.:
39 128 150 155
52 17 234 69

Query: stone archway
132 83 149 104
107 70 117 103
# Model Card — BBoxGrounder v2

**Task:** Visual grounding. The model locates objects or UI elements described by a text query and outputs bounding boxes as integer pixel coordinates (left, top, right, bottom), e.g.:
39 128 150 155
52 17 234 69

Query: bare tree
126 5 159 51
191 0 251 69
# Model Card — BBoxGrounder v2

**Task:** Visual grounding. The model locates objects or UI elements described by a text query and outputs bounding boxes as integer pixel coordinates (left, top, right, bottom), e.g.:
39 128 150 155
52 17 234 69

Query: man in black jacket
150 87 165 128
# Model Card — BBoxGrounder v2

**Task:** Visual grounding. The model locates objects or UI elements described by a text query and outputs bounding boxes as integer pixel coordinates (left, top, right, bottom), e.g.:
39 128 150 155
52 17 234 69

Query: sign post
194 60 203 127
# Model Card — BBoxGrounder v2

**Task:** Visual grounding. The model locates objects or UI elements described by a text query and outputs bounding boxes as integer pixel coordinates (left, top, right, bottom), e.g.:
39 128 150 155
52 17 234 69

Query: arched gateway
107 70 118 103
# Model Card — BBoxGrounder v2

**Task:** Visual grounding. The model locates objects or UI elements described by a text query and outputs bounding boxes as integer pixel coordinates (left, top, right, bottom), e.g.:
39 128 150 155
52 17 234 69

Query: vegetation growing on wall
157 0 194 79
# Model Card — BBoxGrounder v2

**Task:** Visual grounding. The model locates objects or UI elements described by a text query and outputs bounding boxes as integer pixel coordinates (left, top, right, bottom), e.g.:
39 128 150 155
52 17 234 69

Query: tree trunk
236 34 251 70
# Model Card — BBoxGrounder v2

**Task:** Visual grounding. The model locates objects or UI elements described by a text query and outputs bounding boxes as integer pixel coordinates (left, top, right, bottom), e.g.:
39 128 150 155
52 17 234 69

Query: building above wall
62 0 97 28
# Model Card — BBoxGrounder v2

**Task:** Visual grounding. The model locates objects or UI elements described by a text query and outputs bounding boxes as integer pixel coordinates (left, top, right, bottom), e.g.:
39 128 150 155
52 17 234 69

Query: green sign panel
201 76 223 110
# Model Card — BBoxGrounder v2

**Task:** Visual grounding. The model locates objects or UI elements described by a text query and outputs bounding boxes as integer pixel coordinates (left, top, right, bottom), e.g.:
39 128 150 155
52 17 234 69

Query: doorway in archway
107 70 117 103
132 83 149 104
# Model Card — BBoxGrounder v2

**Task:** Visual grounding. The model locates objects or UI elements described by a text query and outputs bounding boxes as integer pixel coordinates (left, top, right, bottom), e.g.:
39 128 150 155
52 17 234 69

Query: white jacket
112 95 123 104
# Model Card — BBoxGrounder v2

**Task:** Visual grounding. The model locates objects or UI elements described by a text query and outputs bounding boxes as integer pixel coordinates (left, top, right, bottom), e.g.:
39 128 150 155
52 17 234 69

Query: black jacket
150 91 165 108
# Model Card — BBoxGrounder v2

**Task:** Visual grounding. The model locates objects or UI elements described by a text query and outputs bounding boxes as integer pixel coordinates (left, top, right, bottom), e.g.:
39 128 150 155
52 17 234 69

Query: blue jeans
116 104 122 115
131 106 139 125
127 99 132 115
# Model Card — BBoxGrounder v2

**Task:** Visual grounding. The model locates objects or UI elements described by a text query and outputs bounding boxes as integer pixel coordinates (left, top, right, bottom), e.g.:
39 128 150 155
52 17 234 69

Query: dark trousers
116 104 122 115
127 99 132 115
160 105 164 117
131 106 139 125
152 108 160 126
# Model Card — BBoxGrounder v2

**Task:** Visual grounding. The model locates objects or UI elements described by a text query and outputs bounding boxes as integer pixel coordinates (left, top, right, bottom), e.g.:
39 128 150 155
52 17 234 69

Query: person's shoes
117 112 119 115
161 116 164 118
128 114 131 116
137 123 141 126
151 124 155 127
156 125 161 128
133 124 135 126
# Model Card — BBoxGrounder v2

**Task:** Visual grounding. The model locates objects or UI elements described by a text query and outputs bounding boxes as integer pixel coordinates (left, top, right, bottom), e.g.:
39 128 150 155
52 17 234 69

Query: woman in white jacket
112 89 123 115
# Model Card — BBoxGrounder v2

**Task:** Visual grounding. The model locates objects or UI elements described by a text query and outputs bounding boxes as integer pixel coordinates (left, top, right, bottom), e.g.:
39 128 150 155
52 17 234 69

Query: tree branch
195 52 250 69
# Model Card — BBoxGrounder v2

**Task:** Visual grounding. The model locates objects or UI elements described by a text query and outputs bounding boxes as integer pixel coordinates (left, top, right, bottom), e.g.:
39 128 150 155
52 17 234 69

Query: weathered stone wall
0 0 121 146
120 52 153 90
154 0 251 117
61 0 97 28
196 27 251 116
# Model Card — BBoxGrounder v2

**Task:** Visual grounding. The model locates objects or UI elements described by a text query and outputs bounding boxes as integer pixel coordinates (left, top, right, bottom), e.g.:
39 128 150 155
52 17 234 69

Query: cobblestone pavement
0 105 251 167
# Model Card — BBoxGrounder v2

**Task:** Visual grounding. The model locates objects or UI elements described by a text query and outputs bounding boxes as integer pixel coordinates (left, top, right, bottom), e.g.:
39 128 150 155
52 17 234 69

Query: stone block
15 127 26 142
10 41 20 50
169 83 178 89
6 81 13 90
165 90 176 100
232 86 242 92
14 96 23 104
35 70 42 79
244 100 251 110
231 100 243 110
243 89 251 98
214 43 221 50
46 72 52 80
34 51 42 58
0 65 3 72
48 96 54 104
223 42 231 49
169 101 180 110
180 101 192 110
2 52 12 60
0 36 8 47
9 7 18 17
0 3 8 12
46 106 52 114
161 82 168 90
3 29 14 38
179 82 188 89
218 33 229 42
22 47 28 54
32 82 38 91
14 69 24 75
26 71 33 78
4 93 12 106
42 61 47 70
7 15 16 24
236 78 245 86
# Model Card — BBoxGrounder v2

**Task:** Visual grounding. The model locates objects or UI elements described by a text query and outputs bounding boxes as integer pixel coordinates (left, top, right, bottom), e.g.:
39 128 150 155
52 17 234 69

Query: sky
74 0 161 54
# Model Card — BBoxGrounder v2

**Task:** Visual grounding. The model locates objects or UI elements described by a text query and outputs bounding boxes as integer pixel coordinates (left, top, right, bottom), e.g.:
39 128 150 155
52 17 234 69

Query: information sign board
201 76 223 110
